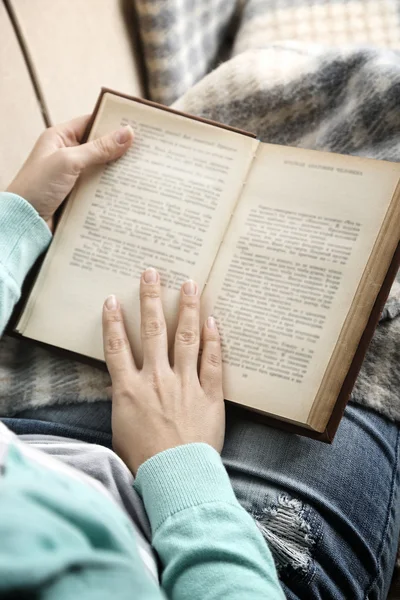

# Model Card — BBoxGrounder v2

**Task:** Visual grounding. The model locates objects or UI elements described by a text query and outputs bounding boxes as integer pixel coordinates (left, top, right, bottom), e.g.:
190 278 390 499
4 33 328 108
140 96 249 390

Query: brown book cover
9 88 400 443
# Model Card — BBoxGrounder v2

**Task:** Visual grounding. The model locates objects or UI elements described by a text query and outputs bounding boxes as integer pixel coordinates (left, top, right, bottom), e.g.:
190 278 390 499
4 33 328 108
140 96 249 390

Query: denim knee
251 491 323 586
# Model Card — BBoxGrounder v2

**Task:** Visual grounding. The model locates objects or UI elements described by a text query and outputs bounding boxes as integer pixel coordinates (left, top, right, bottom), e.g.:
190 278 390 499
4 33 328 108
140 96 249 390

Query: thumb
69 125 134 170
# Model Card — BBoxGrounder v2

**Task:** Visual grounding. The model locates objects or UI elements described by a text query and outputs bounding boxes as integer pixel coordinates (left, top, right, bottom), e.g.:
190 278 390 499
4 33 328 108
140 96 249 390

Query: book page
202 144 400 426
18 93 258 362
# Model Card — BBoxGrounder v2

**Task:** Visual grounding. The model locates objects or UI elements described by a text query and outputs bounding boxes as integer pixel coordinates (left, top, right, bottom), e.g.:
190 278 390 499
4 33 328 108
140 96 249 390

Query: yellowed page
202 144 400 425
18 93 259 362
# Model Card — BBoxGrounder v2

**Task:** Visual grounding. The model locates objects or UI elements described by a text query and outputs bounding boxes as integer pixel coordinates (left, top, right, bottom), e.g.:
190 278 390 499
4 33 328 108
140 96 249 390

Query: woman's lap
5 401 400 600
223 404 400 599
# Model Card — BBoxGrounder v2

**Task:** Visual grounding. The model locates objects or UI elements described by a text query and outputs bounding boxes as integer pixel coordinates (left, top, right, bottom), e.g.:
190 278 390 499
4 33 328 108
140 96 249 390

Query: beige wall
0 1 45 189
8 0 145 124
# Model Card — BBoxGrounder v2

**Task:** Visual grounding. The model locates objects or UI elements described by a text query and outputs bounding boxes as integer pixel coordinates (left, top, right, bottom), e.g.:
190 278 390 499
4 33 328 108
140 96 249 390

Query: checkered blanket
0 0 400 427
136 0 400 105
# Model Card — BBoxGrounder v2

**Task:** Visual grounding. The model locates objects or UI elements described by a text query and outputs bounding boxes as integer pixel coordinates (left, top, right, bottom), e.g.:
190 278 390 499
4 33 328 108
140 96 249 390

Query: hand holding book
6 114 134 228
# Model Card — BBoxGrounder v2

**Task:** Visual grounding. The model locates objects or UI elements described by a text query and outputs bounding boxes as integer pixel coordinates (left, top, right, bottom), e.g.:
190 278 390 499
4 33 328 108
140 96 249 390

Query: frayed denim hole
252 492 322 585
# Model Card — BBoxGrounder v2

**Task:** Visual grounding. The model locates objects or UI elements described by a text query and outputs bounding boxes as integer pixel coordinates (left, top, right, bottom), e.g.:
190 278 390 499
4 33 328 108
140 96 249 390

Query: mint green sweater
0 192 284 599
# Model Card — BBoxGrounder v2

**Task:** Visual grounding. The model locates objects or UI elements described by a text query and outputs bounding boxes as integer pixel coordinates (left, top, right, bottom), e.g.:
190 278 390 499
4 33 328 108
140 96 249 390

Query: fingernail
207 316 216 329
115 126 132 145
183 280 197 296
143 267 158 284
105 294 118 310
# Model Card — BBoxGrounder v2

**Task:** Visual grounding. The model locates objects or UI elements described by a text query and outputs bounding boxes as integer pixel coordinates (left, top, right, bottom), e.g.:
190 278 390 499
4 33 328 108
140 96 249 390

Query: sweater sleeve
135 443 285 600
0 192 52 336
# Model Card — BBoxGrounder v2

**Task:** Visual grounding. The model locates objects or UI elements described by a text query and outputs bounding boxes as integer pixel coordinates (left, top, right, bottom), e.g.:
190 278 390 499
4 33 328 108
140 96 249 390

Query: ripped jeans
5 402 400 600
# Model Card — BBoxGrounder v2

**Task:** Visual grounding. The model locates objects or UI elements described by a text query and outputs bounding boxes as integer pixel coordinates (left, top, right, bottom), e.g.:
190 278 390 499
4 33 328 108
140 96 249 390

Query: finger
32 115 93 159
200 317 223 399
66 125 134 170
174 280 200 376
54 114 92 146
140 268 169 371
102 294 138 383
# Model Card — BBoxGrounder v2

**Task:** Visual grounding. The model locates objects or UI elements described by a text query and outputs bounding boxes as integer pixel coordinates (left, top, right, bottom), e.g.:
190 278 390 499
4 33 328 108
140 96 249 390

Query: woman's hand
102 268 225 474
7 115 134 227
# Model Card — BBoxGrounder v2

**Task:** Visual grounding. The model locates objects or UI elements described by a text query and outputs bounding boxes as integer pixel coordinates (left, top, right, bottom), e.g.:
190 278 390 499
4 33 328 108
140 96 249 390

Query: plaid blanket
0 0 400 426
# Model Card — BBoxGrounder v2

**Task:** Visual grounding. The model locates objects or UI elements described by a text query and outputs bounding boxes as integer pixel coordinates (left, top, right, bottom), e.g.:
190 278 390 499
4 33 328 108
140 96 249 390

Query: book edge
322 237 400 441
86 87 257 142
307 175 400 438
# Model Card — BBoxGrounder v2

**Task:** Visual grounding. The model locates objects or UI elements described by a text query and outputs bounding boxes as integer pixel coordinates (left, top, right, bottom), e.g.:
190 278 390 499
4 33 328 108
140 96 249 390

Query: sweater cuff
0 192 52 288
134 443 238 533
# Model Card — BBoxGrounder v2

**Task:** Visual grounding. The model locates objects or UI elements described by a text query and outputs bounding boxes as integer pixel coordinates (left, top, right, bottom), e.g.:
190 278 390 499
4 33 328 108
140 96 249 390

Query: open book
16 89 400 441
